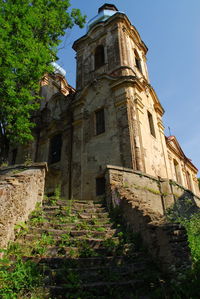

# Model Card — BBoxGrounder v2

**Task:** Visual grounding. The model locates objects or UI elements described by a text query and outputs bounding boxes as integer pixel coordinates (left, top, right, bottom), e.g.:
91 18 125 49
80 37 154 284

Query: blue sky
57 0 200 172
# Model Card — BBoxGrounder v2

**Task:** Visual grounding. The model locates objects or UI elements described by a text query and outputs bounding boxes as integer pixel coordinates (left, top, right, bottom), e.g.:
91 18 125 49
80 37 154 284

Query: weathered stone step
43 263 147 285
30 222 113 230
40 210 110 219
45 279 144 297
17 233 119 245
28 227 115 235
70 229 117 237
20 254 146 268
44 246 113 257
41 216 111 225
77 212 109 219
42 206 107 213
44 199 104 207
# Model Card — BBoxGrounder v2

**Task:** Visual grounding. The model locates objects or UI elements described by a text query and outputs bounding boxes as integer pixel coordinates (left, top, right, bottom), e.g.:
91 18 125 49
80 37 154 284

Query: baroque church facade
9 4 199 199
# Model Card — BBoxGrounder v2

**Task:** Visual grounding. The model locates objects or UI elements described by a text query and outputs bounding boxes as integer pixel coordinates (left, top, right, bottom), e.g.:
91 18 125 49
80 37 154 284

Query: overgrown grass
166 202 200 297
0 258 42 299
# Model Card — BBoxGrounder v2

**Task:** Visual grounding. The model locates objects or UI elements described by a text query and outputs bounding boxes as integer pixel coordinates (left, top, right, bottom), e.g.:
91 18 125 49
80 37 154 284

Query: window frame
147 111 156 138
95 108 105 136
96 177 106 196
48 133 62 165
134 50 143 73
94 45 105 70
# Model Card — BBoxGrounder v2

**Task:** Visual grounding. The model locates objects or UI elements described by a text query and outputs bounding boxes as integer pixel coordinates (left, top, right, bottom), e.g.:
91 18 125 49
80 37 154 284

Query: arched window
95 45 105 69
173 159 181 184
134 50 142 73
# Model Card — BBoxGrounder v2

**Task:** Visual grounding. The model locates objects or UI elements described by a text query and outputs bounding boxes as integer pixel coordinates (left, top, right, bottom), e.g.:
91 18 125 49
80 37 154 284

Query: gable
166 136 198 172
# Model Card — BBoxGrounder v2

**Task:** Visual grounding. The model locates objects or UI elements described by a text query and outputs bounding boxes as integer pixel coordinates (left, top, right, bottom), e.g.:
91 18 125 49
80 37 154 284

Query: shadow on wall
166 190 200 221
0 163 47 251
105 166 199 273
106 185 192 273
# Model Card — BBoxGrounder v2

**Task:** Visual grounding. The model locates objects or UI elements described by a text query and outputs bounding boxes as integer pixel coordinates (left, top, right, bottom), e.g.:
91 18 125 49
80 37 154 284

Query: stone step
28 227 116 235
44 262 146 274
30 222 113 230
45 279 144 297
44 199 104 207
21 254 146 268
43 263 147 284
77 212 109 219
40 216 111 225
17 233 119 245
16 242 128 259
42 206 107 213
40 210 110 219
44 246 117 257
70 229 117 237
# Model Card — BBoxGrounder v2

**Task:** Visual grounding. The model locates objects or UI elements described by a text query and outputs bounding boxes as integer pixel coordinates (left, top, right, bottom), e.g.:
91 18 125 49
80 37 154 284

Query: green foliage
166 201 200 296
0 162 8 168
198 178 200 190
14 222 28 237
181 213 200 262
168 212 200 297
166 197 196 222
24 155 33 166
78 240 98 258
0 0 86 159
54 184 61 200
0 258 42 298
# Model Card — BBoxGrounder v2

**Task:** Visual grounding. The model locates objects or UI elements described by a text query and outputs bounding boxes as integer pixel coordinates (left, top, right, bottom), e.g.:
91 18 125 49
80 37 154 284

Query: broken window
147 111 156 138
96 177 106 196
49 134 62 164
95 45 105 69
95 108 105 135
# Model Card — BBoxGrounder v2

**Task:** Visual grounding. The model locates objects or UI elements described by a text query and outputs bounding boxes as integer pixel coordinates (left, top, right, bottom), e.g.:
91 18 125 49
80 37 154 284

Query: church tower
72 4 171 199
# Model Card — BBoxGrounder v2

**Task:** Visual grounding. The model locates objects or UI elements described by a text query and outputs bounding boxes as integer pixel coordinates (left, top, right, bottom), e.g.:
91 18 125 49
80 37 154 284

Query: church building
9 4 199 199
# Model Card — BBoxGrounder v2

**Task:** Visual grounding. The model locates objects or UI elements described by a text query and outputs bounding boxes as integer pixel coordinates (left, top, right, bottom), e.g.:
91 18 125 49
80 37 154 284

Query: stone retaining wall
0 163 47 250
105 165 193 272
106 165 200 215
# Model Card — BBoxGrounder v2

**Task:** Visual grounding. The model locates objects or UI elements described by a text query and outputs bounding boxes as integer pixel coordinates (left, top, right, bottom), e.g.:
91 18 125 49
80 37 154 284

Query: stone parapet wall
105 165 193 272
0 163 47 250
106 165 200 215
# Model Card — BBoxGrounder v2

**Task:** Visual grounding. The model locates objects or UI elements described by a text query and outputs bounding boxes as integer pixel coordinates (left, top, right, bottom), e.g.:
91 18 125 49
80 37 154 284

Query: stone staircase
1 197 165 298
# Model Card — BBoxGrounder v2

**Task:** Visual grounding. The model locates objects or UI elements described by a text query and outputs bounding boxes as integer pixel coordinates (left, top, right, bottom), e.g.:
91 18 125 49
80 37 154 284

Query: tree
198 178 200 190
0 0 85 163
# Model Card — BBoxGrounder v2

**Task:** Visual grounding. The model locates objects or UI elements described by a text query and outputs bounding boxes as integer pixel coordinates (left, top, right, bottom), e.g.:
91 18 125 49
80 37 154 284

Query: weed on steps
0 197 168 298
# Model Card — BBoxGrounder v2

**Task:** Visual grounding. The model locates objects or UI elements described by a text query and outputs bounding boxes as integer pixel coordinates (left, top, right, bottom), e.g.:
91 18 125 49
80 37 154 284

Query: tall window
96 177 106 196
134 50 143 73
147 111 156 138
186 171 192 190
49 134 62 164
173 159 182 184
95 45 105 69
95 108 105 135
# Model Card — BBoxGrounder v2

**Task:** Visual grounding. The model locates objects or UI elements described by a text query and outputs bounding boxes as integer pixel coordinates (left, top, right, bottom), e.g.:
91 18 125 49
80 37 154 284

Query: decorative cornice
73 12 148 54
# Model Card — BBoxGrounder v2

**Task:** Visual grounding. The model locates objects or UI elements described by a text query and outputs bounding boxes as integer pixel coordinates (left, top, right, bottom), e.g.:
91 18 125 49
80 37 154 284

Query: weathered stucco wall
0 163 47 249
105 165 197 271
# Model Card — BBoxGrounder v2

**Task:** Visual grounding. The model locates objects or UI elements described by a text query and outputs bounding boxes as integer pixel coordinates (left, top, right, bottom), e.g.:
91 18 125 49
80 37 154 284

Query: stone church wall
0 163 47 250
